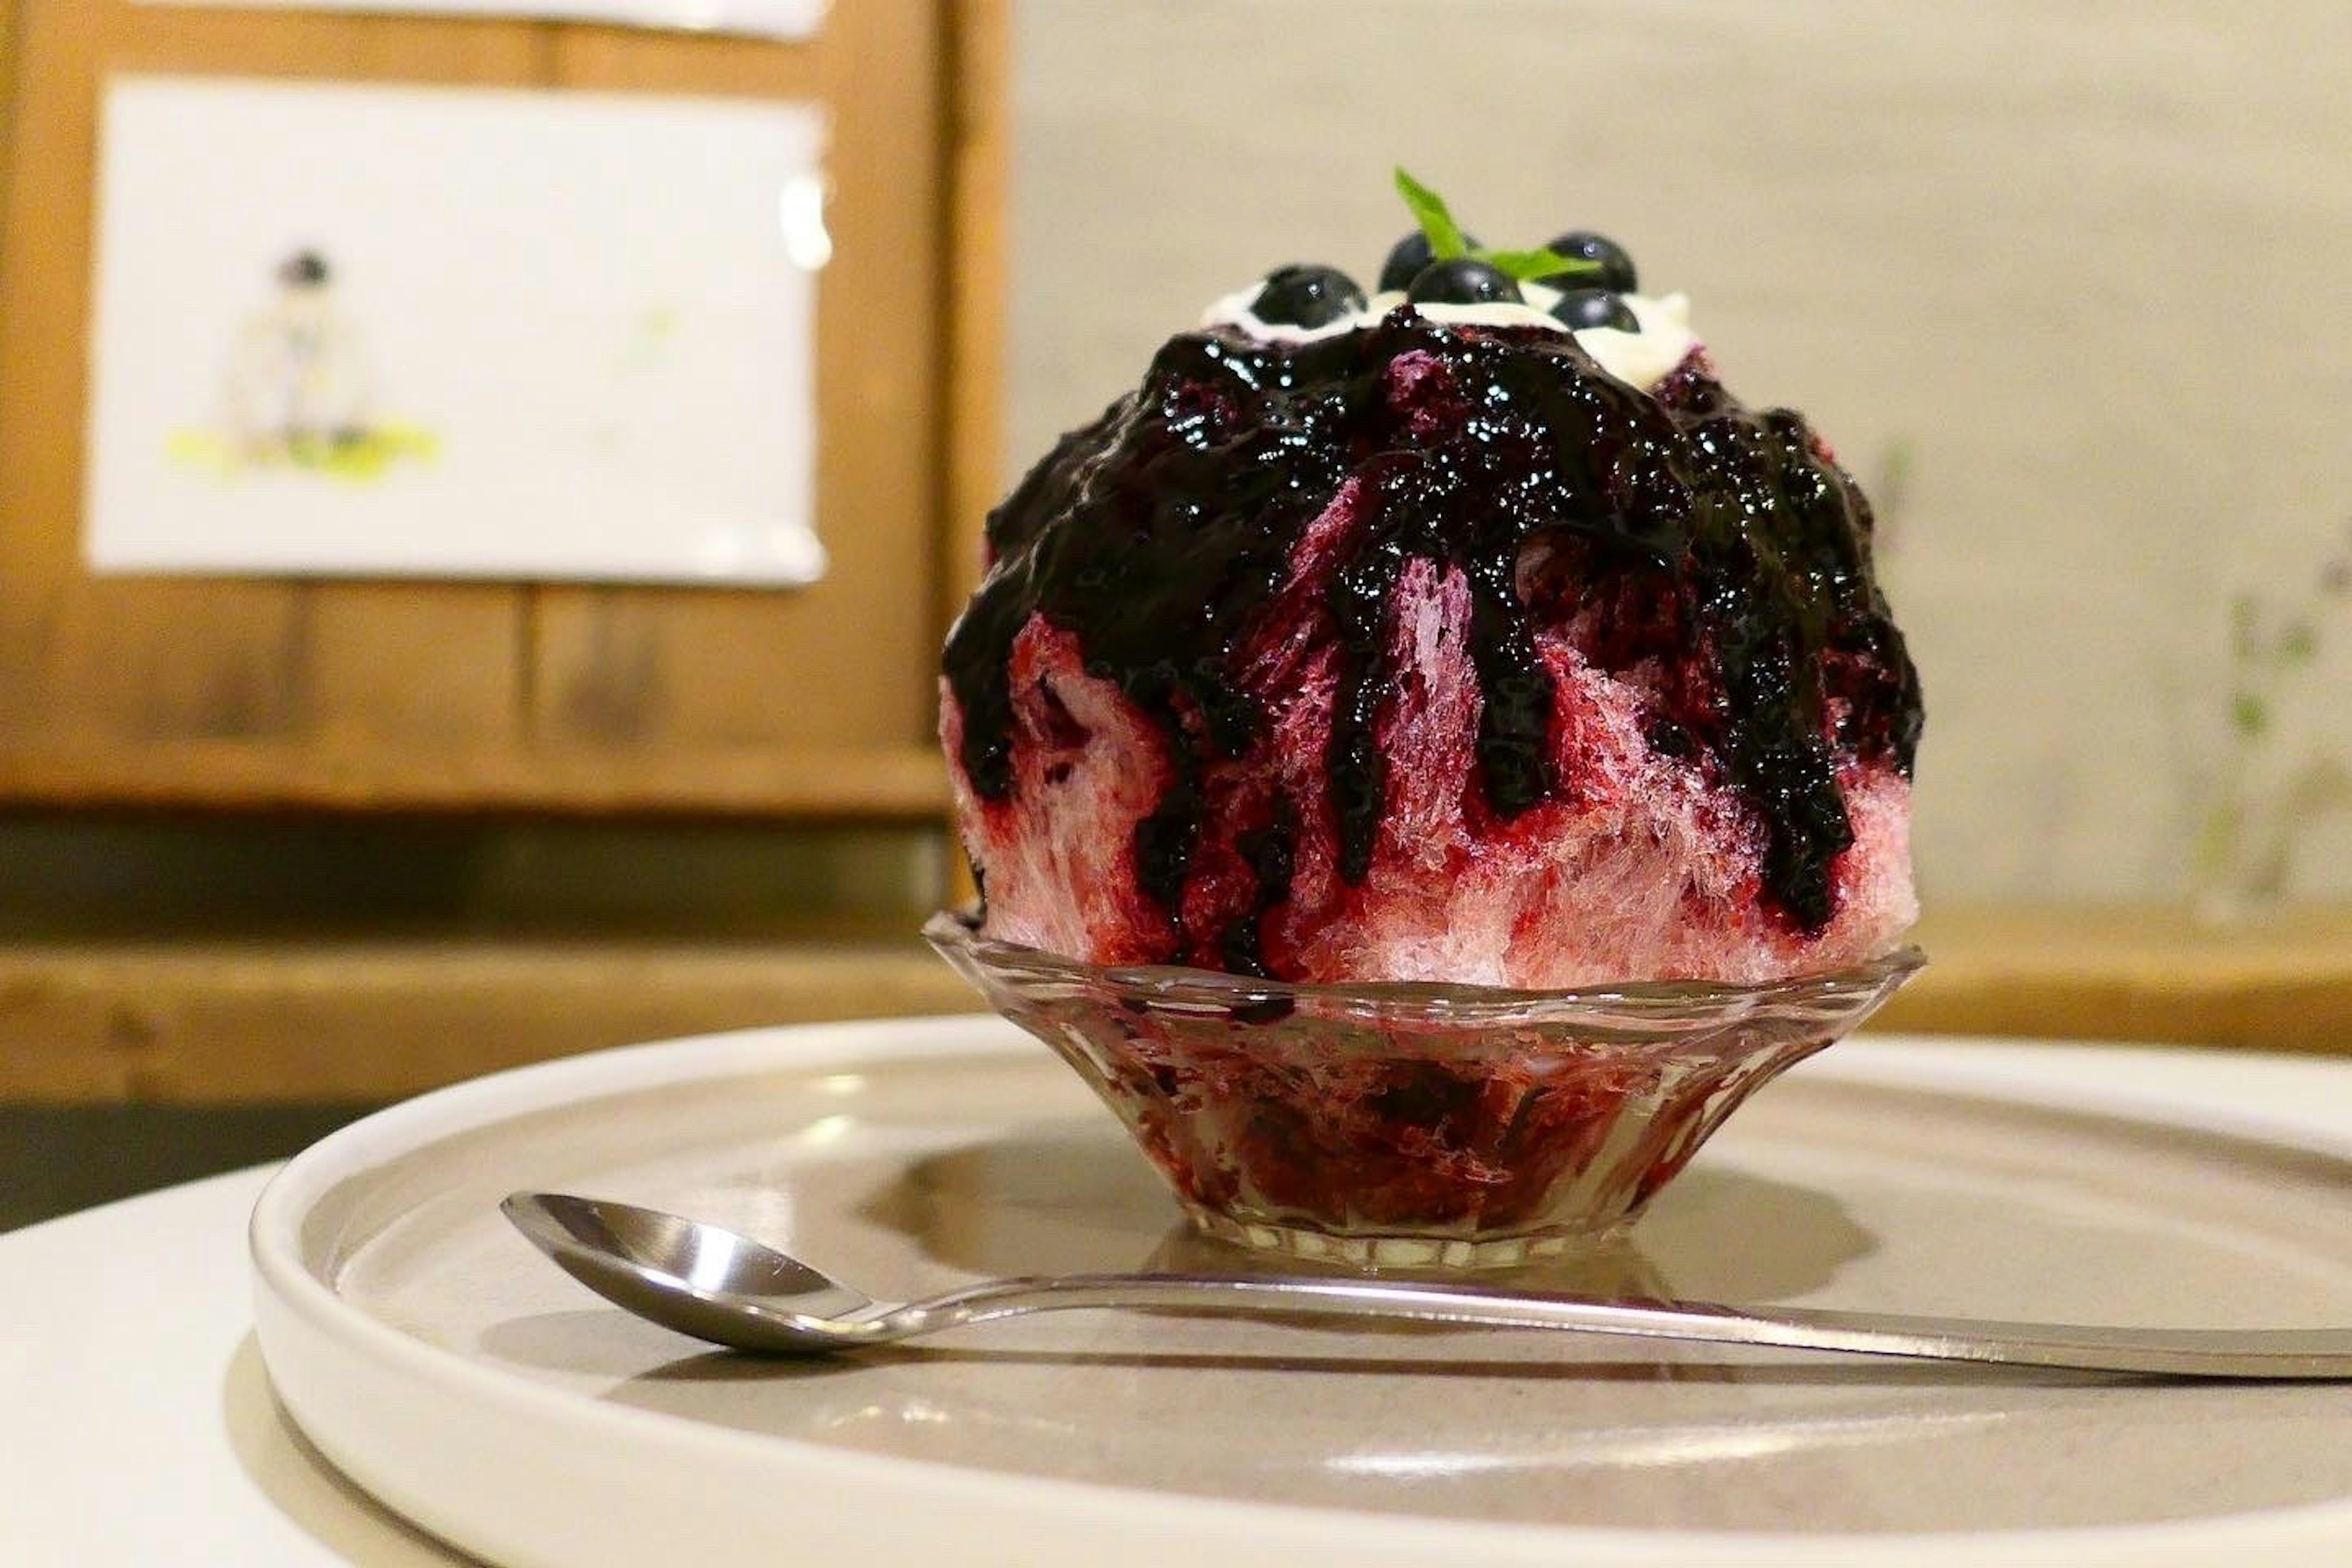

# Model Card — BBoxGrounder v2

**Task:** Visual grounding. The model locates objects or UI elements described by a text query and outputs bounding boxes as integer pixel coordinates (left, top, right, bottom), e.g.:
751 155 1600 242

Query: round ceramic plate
250 1019 2352 1568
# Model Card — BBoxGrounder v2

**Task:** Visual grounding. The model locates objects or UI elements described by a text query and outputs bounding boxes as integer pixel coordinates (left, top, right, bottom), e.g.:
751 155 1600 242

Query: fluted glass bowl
925 911 1924 1270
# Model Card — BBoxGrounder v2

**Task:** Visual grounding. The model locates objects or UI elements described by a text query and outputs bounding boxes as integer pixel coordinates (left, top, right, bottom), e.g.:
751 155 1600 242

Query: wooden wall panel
938 0 1006 903
0 0 993 818
528 4 947 775
105 6 550 79
0 0 22 348
943 0 1008 616
0 4 541 795
306 582 527 752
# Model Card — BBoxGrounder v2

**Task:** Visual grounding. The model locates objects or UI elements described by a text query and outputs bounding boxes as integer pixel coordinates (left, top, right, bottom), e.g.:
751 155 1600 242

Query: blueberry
1550 288 1640 333
1538 231 1638 294
1378 229 1482 293
1251 264 1366 330
1406 258 1523 307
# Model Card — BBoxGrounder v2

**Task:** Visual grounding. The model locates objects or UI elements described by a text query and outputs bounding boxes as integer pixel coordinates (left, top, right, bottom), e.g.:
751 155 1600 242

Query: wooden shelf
4 902 2349 1104
1880 903 2352 1055
0 934 981 1102
0 740 952 817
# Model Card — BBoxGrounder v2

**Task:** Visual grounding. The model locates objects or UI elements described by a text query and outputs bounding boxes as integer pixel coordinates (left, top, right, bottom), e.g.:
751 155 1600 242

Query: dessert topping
1539 230 1638 294
1406 258 1525 306
945 312 1921 939
1251 264 1367 331
1548 287 1640 333
1379 230 1480 294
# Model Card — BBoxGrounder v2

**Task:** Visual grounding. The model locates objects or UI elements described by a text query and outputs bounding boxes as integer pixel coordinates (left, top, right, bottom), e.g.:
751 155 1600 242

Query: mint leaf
1476 246 1597 284
1393 167 1469 261
1390 173 1610 285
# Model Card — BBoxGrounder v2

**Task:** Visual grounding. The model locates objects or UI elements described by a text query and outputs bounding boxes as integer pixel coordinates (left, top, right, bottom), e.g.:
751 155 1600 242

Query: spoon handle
888 1273 2352 1378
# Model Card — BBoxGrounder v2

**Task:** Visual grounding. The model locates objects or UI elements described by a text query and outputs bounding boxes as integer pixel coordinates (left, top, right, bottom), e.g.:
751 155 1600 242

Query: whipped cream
1201 278 1698 393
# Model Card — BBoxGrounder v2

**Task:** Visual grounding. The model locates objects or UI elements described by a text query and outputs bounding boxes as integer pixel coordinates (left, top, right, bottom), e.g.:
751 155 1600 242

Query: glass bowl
924 912 1924 1271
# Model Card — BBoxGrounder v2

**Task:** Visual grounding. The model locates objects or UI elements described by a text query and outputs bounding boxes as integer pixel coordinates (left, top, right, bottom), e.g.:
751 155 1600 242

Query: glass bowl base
1182 1203 1632 1272
925 913 1925 1276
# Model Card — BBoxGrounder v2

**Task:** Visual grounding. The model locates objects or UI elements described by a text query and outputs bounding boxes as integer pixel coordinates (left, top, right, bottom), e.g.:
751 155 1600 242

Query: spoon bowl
503 1193 878 1354
502 1191 2352 1378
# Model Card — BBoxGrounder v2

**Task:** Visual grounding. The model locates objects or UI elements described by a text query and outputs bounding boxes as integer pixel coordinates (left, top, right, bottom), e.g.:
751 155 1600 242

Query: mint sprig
1478 246 1595 283
1392 167 1471 261
1391 167 1603 285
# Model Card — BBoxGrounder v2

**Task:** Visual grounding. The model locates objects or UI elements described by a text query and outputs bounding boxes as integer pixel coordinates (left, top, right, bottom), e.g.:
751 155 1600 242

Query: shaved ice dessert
931 173 1923 1264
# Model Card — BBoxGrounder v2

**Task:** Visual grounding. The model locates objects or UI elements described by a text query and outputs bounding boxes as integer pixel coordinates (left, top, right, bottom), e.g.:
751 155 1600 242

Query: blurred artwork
87 77 827 586
169 248 437 482
134 0 824 42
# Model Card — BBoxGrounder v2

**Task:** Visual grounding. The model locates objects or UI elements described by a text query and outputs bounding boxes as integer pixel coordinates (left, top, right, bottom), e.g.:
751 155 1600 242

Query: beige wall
1005 0 2352 904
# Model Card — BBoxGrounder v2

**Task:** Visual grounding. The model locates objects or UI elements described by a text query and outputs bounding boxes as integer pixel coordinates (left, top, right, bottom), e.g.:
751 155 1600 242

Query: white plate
250 1019 2352 1567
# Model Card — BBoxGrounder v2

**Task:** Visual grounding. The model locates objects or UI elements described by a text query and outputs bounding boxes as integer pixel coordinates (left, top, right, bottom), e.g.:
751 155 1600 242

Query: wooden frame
0 0 1004 821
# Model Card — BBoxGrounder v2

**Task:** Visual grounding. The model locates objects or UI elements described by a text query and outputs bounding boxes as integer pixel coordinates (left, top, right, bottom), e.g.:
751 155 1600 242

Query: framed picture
86 76 829 587
134 0 826 42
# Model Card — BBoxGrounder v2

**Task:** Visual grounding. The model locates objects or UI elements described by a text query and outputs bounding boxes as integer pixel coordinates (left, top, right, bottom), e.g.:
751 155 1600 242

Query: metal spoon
501 1192 2352 1379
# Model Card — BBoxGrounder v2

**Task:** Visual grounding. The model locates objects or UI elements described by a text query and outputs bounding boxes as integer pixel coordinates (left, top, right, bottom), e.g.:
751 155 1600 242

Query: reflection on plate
253 1020 2352 1567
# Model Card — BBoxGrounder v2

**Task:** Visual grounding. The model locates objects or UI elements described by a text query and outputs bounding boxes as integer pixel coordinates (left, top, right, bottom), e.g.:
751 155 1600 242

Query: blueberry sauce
944 308 1921 940
1219 805 1297 978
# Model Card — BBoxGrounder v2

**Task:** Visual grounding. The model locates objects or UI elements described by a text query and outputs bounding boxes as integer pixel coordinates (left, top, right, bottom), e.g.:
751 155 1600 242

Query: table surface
6 1036 2352 1566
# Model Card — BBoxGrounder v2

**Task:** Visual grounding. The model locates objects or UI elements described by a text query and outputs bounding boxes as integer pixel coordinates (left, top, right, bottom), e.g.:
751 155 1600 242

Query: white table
6 1039 2351 1566
1 1165 462 1565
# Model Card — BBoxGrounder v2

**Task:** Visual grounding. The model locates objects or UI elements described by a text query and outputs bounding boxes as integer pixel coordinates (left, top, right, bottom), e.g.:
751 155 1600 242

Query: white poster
135 0 825 42
87 77 829 587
